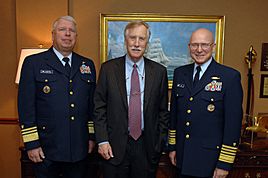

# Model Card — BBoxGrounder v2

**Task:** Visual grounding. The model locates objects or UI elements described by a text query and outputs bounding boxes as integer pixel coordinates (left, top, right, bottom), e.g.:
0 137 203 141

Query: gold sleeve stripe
221 147 237 153
168 129 176 145
222 144 238 150
218 144 238 164
219 154 235 163
22 132 39 143
21 130 38 135
88 126 94 134
88 120 94 134
169 130 176 133
168 138 176 145
218 157 235 164
220 150 236 156
21 126 37 132
219 154 235 159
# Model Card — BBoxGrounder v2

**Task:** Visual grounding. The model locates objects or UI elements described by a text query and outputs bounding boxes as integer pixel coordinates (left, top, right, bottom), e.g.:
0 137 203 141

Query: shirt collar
125 55 145 78
53 47 72 64
194 57 212 73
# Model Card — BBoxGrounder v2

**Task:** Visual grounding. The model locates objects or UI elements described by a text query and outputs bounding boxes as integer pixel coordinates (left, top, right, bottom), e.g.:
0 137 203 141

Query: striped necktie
128 64 142 140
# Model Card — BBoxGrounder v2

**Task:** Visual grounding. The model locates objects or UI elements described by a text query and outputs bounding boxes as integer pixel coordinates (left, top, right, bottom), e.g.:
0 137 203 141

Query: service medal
80 64 91 74
205 80 222 92
207 104 215 112
43 85 51 94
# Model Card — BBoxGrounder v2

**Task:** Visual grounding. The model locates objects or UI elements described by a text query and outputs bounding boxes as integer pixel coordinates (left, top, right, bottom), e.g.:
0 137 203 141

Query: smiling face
125 24 149 63
189 28 216 65
52 18 77 56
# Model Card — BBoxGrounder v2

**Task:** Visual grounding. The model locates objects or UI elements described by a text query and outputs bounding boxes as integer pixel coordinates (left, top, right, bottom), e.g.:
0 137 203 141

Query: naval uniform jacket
168 59 243 177
94 56 169 165
18 47 96 162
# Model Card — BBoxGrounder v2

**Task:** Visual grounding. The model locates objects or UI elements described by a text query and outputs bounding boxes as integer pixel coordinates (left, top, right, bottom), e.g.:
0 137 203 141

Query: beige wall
0 0 17 118
0 0 20 177
0 0 268 177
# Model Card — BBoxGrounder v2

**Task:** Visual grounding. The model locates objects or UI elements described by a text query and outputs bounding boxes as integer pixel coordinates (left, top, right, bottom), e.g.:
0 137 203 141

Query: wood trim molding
0 118 18 125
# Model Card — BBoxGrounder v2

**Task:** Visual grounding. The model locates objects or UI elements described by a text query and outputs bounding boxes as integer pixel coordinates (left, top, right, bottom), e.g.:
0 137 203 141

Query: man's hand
213 168 229 178
169 151 176 166
27 147 45 163
88 140 95 153
98 143 114 160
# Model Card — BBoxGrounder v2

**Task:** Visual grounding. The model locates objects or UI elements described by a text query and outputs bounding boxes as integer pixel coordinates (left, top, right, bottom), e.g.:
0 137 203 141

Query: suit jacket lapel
115 57 128 109
45 48 68 76
144 58 154 113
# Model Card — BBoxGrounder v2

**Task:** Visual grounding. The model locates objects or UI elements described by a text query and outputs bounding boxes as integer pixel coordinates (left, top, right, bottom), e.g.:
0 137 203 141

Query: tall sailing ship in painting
144 38 170 67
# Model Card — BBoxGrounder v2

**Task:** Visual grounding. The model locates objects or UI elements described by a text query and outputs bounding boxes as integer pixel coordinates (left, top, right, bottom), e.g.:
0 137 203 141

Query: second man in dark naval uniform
168 28 243 178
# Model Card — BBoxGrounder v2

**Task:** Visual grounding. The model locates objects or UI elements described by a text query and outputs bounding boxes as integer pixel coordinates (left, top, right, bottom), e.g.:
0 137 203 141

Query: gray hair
52 16 77 32
124 20 151 40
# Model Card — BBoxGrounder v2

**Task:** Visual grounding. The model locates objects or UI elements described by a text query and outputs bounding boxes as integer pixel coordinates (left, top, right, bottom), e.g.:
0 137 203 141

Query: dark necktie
128 64 142 140
63 57 71 76
193 66 201 88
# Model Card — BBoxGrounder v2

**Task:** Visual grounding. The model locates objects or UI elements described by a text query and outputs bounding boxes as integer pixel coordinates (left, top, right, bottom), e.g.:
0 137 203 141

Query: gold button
71 116 75 120
87 80 90 83
185 134 190 139
187 109 191 114
69 91 73 95
211 98 214 102
45 79 48 82
69 80 73 83
186 122 190 126
216 146 220 149
70 103 75 108
189 97 193 101
233 143 237 146
42 126 46 130
21 125 24 129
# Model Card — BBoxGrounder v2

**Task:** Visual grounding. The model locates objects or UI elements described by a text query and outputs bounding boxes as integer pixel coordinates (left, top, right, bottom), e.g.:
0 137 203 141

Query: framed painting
100 14 225 88
260 74 268 98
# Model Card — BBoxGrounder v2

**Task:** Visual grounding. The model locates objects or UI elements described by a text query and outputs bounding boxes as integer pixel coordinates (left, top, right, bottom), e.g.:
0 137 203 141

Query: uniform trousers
33 157 88 178
177 169 211 178
102 135 158 178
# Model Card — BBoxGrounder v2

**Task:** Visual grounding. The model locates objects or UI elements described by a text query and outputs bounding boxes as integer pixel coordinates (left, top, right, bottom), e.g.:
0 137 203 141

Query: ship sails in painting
144 38 170 67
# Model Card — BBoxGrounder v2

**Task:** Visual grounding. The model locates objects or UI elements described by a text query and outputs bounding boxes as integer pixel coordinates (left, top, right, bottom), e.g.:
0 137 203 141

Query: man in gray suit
94 21 169 178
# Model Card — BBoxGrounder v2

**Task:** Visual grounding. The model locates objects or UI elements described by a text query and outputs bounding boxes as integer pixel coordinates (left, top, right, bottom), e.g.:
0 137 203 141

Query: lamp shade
15 48 48 84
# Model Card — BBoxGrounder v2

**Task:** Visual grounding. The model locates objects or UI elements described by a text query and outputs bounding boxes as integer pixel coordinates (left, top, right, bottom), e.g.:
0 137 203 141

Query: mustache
131 47 142 51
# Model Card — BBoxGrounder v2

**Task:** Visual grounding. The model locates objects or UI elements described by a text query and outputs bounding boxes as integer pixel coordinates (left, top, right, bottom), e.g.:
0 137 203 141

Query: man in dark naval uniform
168 28 243 178
18 16 96 178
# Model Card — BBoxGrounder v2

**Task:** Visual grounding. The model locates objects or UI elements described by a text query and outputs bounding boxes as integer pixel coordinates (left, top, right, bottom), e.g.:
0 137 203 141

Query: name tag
40 70 53 74
177 83 185 88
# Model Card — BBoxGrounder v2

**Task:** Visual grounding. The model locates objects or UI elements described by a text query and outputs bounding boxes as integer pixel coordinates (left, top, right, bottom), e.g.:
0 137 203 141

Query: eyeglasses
189 43 214 50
